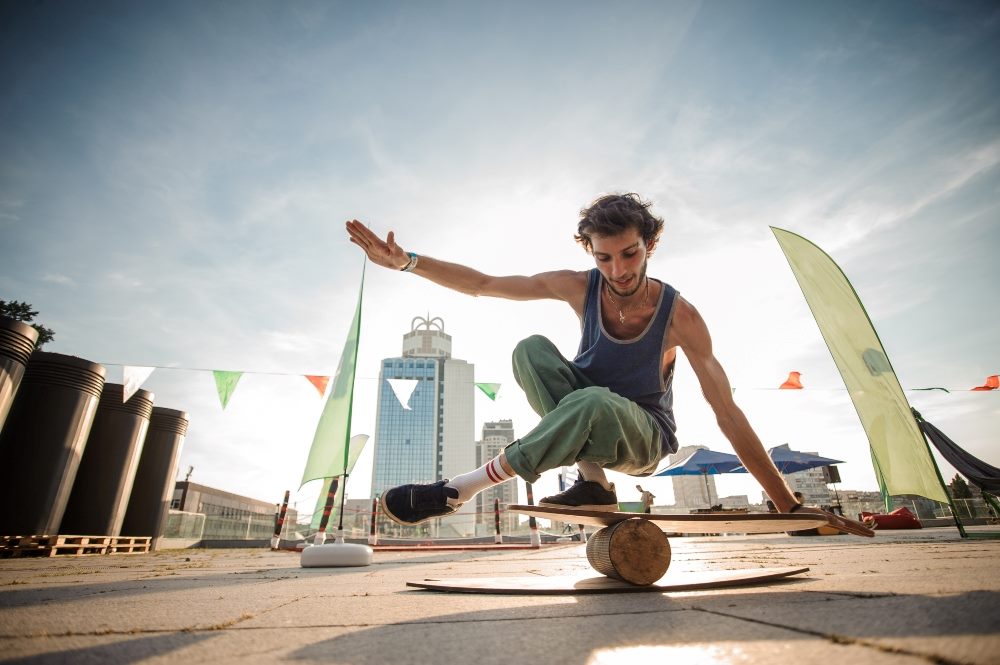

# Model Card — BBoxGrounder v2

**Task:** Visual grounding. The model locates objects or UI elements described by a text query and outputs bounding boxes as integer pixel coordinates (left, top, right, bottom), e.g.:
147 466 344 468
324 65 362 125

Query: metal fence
165 509 275 540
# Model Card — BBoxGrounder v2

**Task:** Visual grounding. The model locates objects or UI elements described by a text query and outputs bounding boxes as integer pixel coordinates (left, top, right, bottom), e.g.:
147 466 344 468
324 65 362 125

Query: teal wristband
401 252 419 272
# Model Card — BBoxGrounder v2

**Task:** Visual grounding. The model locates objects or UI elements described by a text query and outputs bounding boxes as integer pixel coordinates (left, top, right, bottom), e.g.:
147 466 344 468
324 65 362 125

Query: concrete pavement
1 526 998 664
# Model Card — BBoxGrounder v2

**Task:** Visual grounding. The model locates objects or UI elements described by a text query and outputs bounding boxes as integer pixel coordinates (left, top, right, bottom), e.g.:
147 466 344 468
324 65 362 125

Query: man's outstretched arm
345 220 585 306
671 297 874 536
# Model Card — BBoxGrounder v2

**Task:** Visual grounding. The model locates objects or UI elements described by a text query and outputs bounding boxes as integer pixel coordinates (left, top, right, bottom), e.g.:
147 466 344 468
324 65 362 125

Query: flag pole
336 473 348 538
335 260 365 543
300 259 374 567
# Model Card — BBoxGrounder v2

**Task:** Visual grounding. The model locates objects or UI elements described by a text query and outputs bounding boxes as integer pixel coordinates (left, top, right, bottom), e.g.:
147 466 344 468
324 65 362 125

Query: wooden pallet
0 535 151 558
106 536 151 555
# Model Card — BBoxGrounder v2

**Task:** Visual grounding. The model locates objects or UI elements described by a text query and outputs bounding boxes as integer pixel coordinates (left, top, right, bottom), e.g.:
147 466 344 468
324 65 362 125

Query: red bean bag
860 507 922 529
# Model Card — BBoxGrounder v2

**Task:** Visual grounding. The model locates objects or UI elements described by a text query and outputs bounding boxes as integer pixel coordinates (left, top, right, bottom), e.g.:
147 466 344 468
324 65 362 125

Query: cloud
41 273 76 287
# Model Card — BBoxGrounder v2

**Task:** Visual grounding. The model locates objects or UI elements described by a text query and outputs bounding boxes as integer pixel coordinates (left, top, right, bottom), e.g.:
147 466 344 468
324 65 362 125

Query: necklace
605 277 649 325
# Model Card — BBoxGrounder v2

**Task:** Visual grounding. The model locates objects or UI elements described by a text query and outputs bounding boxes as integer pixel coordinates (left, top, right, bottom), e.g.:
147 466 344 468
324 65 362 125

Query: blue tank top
573 268 679 454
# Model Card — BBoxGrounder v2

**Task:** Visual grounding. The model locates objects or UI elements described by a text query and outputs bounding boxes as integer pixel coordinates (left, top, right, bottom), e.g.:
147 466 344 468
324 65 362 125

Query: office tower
476 420 519 535
370 316 476 536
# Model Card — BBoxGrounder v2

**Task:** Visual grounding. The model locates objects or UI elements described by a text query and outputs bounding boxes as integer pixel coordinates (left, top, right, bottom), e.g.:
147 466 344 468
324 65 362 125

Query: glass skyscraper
371 316 476 536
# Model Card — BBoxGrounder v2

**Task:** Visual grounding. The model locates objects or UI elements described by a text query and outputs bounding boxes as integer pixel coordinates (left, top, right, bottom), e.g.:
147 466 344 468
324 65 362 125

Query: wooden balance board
510 505 831 534
407 566 811 594
408 506 831 592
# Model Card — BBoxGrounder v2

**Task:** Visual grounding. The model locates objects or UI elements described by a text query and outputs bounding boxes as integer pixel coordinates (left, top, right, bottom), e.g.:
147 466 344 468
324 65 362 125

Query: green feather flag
309 434 369 528
300 263 365 488
771 227 948 505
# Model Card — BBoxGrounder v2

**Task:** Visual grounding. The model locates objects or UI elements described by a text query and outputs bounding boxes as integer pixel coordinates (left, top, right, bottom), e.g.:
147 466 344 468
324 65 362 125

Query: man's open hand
346 220 409 271
796 505 875 537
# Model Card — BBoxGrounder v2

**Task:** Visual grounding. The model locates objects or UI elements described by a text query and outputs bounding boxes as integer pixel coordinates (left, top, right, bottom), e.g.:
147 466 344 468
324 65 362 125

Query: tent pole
337 473 348 533
912 410 967 538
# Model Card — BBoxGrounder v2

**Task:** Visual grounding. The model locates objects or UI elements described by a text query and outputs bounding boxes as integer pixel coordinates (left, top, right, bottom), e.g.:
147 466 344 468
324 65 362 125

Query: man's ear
645 237 658 256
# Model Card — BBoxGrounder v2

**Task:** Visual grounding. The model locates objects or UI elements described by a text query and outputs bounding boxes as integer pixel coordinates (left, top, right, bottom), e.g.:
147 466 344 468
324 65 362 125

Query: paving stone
0 528 996 664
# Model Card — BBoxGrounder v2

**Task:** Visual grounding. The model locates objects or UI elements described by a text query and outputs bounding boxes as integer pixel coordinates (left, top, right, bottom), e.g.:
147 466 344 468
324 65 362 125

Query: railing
164 510 275 540
164 510 205 539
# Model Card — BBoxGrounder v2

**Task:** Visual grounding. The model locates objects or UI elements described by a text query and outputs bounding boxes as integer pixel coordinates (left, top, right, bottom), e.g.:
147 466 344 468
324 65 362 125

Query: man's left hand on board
796 505 875 537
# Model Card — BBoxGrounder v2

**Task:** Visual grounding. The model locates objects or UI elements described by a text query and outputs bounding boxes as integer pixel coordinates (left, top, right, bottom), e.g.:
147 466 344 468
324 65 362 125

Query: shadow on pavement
0 550 510 610
284 589 1000 664
7 632 216 664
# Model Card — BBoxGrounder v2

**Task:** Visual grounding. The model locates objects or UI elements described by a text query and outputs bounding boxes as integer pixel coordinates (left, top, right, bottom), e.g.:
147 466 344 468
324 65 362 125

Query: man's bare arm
670 298 800 511
671 298 874 536
345 220 586 308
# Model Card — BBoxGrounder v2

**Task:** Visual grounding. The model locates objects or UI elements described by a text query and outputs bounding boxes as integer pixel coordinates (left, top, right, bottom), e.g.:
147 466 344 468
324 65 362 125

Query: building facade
168 481 277 540
668 445 720 510
476 420 519 535
370 316 476 536
783 466 834 507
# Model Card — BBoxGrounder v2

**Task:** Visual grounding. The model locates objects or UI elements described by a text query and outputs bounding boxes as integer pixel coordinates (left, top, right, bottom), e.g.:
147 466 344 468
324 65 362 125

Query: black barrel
0 316 39 433
60 384 155 536
120 407 188 547
0 352 106 536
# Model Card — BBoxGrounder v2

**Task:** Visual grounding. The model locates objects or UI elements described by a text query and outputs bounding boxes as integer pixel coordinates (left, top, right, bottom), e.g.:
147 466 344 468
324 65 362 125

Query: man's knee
560 386 614 414
512 335 557 371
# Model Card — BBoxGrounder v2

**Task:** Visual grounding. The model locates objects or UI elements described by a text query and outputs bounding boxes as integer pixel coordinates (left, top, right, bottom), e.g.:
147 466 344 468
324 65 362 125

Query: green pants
503 335 664 483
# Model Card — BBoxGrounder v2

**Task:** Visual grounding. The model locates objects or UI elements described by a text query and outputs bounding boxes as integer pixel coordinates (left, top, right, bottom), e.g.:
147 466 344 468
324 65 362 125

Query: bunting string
93 360 996 412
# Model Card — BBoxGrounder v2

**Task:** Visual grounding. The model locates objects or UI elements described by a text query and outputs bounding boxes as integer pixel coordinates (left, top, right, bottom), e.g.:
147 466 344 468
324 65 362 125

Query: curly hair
575 193 664 254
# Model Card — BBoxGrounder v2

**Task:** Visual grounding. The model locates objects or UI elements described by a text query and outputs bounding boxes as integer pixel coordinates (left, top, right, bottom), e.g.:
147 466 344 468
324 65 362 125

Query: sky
1 0 997 515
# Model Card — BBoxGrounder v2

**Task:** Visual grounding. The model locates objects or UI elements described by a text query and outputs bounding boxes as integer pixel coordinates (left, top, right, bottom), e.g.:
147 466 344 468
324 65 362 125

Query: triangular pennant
213 370 243 409
123 366 155 402
779 371 803 389
972 375 999 391
305 375 330 397
475 382 501 400
387 378 419 410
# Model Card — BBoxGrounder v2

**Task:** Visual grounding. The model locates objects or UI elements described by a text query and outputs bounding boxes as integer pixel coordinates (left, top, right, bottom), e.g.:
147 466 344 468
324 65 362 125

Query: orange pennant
779 371 803 389
972 375 999 391
305 375 330 397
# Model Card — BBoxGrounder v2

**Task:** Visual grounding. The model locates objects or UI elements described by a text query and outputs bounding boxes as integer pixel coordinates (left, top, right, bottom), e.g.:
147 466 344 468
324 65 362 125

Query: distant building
719 495 750 510
169 481 277 540
783 465 833 507
370 316 476 536
476 420 519 535
668 445 719 509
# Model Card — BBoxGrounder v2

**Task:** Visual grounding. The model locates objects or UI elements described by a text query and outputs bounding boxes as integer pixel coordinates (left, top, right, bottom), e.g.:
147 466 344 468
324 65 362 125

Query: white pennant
123 366 155 402
386 378 419 410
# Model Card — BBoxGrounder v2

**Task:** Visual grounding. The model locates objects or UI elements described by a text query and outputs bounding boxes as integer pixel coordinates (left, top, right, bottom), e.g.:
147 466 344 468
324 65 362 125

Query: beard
606 260 649 298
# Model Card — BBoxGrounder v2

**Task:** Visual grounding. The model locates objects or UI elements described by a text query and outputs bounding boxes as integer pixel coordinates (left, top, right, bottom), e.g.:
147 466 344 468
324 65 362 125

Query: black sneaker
381 480 461 525
539 478 618 512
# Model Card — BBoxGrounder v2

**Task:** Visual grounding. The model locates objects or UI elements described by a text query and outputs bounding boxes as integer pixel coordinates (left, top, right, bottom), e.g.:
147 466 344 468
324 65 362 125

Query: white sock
577 461 612 490
446 455 516 504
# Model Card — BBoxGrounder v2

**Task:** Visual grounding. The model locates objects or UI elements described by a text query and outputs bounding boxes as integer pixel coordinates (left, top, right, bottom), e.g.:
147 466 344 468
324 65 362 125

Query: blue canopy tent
655 448 747 506
766 444 844 474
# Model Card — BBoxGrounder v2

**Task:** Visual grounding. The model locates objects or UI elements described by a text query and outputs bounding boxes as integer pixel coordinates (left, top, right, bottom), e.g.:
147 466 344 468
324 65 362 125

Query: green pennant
213 370 243 409
475 382 501 400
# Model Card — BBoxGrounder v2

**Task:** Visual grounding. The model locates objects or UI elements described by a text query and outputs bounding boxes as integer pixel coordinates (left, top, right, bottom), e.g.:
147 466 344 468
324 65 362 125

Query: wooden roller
585 518 671 585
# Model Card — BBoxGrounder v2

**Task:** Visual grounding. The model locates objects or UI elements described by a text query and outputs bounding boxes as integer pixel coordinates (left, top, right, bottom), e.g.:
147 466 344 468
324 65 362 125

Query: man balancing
346 193 871 536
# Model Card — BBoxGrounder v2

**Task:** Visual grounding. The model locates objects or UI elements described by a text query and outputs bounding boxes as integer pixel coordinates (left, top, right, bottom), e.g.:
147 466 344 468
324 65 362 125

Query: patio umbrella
654 448 747 504
766 444 844 474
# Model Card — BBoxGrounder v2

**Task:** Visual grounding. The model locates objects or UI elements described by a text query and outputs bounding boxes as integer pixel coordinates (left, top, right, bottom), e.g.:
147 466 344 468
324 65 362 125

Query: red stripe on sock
486 461 501 483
